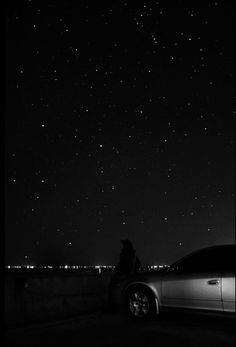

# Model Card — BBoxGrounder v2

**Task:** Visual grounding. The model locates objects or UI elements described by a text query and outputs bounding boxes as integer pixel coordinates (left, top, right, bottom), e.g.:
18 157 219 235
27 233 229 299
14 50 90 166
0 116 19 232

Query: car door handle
207 279 220 285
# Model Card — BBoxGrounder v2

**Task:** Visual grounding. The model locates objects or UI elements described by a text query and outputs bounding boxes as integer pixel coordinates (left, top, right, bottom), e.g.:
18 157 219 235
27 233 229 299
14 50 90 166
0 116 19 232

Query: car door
220 245 235 312
161 247 223 311
222 273 235 312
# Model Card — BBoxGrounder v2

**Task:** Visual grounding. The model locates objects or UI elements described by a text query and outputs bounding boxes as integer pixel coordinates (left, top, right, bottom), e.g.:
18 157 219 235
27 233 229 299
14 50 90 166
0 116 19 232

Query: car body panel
161 272 223 311
221 272 235 312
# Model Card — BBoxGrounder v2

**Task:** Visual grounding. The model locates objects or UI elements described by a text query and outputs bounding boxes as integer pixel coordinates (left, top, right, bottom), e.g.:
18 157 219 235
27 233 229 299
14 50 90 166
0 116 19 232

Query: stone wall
5 270 113 328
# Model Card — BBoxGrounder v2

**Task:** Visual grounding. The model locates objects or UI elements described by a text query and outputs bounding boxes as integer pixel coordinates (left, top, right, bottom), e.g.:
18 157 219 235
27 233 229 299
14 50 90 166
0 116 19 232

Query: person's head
121 239 135 252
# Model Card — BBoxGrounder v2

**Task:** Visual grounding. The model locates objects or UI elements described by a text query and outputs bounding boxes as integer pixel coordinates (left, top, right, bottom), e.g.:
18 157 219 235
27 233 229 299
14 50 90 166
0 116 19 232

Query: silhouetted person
115 239 141 276
107 239 141 310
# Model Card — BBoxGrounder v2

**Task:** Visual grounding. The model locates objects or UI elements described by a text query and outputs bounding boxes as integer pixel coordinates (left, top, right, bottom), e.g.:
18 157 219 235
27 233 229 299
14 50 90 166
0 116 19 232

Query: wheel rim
129 291 149 317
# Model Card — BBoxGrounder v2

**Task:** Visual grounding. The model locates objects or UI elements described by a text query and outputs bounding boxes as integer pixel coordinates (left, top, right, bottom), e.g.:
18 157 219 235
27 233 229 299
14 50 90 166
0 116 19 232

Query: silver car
112 244 235 319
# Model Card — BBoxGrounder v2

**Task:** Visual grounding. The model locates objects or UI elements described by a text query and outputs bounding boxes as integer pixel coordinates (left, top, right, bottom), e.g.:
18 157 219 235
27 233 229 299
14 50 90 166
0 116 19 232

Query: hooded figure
115 239 141 276
107 239 141 310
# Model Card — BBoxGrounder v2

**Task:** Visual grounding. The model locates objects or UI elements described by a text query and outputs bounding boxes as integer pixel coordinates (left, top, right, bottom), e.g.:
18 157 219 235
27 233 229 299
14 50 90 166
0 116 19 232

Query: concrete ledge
5 270 113 328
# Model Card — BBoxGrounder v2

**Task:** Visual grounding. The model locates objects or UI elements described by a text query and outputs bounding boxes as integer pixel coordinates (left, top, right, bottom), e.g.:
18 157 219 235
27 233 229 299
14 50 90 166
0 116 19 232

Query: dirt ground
5 309 235 347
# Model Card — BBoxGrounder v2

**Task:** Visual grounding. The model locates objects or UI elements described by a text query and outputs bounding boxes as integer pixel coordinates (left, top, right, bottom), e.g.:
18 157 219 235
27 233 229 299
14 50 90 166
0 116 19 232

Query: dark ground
5 309 235 347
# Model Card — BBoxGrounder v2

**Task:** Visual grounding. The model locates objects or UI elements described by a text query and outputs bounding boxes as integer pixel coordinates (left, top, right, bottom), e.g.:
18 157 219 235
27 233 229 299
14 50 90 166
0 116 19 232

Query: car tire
125 286 158 320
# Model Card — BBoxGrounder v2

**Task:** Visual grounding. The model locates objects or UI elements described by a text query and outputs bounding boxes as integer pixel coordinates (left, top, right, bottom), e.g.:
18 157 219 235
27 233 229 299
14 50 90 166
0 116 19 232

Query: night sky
5 1 235 267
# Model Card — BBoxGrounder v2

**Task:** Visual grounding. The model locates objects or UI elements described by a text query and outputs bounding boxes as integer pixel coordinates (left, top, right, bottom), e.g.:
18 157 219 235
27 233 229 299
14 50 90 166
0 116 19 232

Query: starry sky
5 0 235 267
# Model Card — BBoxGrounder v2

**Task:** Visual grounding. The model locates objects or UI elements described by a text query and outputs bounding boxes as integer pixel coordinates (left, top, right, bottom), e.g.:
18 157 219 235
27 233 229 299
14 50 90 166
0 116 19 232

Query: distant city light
5 264 169 271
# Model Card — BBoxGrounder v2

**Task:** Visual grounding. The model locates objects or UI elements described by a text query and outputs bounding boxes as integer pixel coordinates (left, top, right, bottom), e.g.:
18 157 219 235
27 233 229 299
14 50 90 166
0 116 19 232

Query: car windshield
168 251 194 270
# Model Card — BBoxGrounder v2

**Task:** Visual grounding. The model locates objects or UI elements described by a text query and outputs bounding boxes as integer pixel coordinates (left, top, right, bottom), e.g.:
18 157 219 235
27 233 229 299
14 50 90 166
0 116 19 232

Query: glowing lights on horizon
5 264 169 270
5 265 116 270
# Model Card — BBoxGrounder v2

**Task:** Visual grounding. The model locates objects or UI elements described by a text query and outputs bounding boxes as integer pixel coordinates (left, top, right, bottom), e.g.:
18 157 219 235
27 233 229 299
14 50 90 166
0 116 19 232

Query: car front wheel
125 287 157 320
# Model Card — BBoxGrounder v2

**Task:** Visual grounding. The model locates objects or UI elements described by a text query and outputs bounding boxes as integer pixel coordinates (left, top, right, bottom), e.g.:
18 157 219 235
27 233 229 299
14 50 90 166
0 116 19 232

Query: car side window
218 246 235 273
176 246 235 273
176 251 207 273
